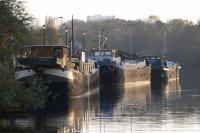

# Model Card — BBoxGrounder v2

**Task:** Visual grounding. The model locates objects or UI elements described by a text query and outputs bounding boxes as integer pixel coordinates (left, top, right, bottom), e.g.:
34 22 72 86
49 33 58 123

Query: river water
1 70 200 133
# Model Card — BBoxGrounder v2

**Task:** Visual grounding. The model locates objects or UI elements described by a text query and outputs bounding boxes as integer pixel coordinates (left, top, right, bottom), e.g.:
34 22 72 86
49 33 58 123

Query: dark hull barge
89 49 151 86
145 56 181 83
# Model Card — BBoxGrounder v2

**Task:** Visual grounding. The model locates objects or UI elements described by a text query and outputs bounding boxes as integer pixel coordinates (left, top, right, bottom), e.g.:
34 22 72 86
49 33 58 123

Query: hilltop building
87 15 115 22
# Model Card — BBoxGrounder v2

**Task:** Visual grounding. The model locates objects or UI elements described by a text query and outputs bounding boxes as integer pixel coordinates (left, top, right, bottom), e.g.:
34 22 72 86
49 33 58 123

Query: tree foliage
54 18 200 69
0 0 48 112
28 17 200 69
0 64 48 112
0 0 32 44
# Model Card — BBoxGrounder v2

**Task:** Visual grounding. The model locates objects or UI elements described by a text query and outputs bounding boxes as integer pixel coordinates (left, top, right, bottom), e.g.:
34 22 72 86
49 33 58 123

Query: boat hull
120 65 151 87
99 68 121 84
100 65 151 87
163 67 180 82
151 68 164 83
15 67 99 99
151 67 180 83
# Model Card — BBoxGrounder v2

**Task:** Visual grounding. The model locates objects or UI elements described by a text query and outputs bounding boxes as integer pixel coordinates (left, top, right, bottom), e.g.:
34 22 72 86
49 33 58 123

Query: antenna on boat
101 34 107 49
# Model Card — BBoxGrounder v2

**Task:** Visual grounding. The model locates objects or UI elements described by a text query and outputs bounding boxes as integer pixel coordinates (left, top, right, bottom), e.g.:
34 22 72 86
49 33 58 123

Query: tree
59 17 200 69
0 0 32 44
0 0 48 112
0 64 48 112
147 15 161 23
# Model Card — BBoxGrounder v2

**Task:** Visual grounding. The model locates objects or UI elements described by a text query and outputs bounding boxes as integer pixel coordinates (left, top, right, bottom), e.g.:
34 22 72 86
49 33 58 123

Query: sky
25 0 200 25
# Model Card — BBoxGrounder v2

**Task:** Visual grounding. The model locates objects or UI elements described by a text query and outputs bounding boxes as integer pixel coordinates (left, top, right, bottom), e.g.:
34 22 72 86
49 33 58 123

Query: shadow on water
2 70 200 132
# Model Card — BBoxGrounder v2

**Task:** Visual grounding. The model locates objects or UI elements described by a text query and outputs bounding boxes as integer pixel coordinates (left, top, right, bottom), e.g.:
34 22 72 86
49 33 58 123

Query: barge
119 58 151 87
145 56 181 83
88 49 121 84
15 45 99 98
89 49 151 86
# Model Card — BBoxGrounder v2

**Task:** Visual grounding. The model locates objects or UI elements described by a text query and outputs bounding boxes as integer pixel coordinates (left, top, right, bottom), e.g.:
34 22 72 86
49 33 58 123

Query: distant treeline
29 16 200 69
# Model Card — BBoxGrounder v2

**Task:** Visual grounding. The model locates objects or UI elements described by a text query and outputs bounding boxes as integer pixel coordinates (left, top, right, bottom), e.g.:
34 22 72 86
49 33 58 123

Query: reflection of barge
164 80 181 100
16 45 99 97
145 56 181 82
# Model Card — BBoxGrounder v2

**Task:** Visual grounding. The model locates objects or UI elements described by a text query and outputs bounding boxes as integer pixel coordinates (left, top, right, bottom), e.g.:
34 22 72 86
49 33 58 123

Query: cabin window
105 51 112 56
53 48 61 58
31 47 36 57
95 52 100 56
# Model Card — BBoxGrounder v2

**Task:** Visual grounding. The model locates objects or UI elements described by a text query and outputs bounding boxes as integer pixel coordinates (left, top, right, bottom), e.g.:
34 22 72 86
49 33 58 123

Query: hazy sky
25 0 200 25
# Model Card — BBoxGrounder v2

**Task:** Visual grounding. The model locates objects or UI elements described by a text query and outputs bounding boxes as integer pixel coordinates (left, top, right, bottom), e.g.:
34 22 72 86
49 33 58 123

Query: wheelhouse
89 49 118 58
18 45 71 67
22 45 70 59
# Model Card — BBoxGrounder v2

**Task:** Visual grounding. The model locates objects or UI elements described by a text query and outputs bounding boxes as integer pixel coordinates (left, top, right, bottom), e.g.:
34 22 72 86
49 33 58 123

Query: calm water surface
1 70 200 133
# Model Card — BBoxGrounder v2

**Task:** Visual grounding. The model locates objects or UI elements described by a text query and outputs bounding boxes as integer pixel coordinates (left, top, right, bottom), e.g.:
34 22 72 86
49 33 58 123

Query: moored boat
15 45 99 98
144 56 181 83
89 48 151 86
118 58 151 87
88 48 121 84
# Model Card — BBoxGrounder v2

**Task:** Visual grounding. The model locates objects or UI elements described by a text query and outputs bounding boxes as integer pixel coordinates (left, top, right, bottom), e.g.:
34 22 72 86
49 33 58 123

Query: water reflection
164 80 181 100
52 92 100 133
1 71 200 132
0 88 100 133
95 84 152 133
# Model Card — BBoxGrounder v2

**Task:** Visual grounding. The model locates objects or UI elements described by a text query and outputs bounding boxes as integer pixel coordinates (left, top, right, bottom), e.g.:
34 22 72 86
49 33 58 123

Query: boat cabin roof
91 49 117 52
21 44 70 58
90 49 118 56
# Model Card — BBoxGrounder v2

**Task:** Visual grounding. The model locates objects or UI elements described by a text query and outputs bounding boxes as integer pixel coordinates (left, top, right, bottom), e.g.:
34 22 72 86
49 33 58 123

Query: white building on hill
87 15 115 22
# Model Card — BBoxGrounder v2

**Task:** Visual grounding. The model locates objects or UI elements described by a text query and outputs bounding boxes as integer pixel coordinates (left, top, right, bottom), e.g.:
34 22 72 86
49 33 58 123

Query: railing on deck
81 62 95 75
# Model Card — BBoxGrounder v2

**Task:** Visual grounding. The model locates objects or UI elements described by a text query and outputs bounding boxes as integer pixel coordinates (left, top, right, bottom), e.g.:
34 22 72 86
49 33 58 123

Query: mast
122 20 137 59
129 22 132 59
128 20 135 59
72 15 74 57
98 31 101 58
163 31 167 56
